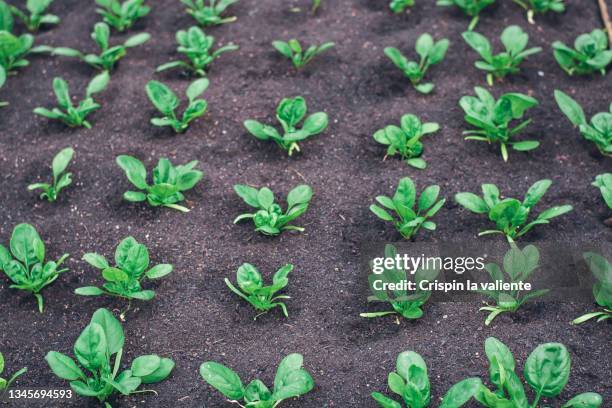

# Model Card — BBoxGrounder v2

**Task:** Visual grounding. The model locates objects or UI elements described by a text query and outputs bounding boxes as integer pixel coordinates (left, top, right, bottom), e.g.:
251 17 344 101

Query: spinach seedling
156 26 238 77
95 0 150 32
0 66 7 107
200 353 314 407
459 87 539 161
272 39 334 69
573 252 611 324
181 0 239 26
77 236 173 304
33 71 110 128
553 29 612 76
455 180 573 241
244 96 328 155
475 244 549 325
10 0 59 31
146 78 209 133
462 25 541 86
390 0 414 13
0 352 27 394
370 177 445 240
436 0 495 31
476 337 602 408
46 308 175 406
28 147 74 202
0 223 69 313
385 33 449 94
116 155 203 212
373 113 439 169
233 184 313 235
361 244 439 320
0 5 41 75
554 90 612 156
372 349 482 408
225 263 292 319
592 174 612 225
512 0 565 24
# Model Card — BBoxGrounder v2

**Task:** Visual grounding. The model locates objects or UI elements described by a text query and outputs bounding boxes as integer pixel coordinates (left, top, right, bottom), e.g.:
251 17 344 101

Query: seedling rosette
9 0 59 31
27 147 74 202
181 0 239 26
512 0 565 24
436 0 496 31
272 39 334 69
552 29 612 76
95 0 150 32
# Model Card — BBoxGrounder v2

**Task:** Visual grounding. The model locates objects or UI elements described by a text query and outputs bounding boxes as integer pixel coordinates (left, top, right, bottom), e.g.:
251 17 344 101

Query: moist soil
0 0 611 407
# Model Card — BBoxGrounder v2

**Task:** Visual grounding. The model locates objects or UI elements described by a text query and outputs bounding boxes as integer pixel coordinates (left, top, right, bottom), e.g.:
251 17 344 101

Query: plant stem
165 203 190 212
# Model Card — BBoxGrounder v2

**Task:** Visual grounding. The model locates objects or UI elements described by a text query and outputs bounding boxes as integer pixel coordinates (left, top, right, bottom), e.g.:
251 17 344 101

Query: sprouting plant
116 155 203 213
28 147 74 202
385 33 449 94
455 180 573 241
46 308 175 406
552 29 612 76
360 244 440 320
373 113 439 169
10 0 59 31
592 174 612 225
511 0 565 24
156 26 238 77
95 0 150 32
0 352 27 394
462 25 541 86
145 78 209 133
370 177 445 240
244 96 328 156
200 353 314 407
233 184 313 235
36 22 150 71
371 349 482 408
572 252 611 324
33 71 110 129
225 263 292 319
459 87 539 161
0 66 7 107
181 0 239 26
0 3 40 75
475 337 603 408
436 0 495 31
272 39 334 69
390 0 414 14
0 223 69 313
554 90 612 156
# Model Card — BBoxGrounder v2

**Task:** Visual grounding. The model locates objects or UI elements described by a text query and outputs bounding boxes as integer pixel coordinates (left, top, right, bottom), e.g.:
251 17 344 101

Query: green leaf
257 187 274 209
370 205 394 221
523 179 551 208
455 192 488 214
512 141 539 151
45 352 84 381
199 361 244 400
462 31 492 61
524 342 570 397
74 322 108 370
10 223 42 265
75 286 105 296
86 71 109 97
272 354 314 400
52 77 71 108
146 80 178 116
83 253 109 269
287 185 313 208
562 392 603 408
415 33 434 60
116 155 148 190
186 78 209 101
146 264 173 279
372 392 402 408
51 148 74 181
418 185 440 212
140 357 175 384
302 112 328 135
90 308 124 356
124 32 150 48
439 377 482 408
234 184 260 208
537 205 573 220
393 177 416 209
131 355 161 377
236 263 262 293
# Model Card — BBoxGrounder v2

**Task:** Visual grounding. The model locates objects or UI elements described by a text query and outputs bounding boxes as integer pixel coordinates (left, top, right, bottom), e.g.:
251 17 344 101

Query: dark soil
0 0 611 407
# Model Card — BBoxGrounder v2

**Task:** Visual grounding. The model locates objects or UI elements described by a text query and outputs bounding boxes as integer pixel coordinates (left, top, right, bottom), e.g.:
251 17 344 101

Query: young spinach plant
512 0 565 24
28 147 74 202
116 155 203 212
385 33 449 94
272 39 334 69
0 8 40 75
0 223 69 313
200 353 314 407
573 252 611 324
455 180 573 241
233 184 313 235
370 177 445 240
592 174 612 225
10 0 59 31
225 263 292 319
0 352 27 394
552 29 612 76
244 96 328 155
181 0 239 26
95 0 150 32
436 0 495 31
46 308 175 407
390 0 414 14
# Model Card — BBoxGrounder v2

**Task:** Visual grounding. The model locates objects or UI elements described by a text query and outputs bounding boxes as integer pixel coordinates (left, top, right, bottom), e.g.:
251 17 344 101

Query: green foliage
553 29 612 76
436 0 495 30
181 0 239 26
95 0 150 32
33 72 110 128
462 25 541 86
512 0 564 23
0 223 69 313
76 236 173 302
371 349 481 408
116 155 203 213
455 180 573 241
475 244 549 325
370 177 445 240
459 87 539 161
572 252 612 324
28 147 74 202
475 337 602 408
373 113 439 169
592 173 612 210
311 0 321 13
0 3 39 74
200 353 314 407
272 39 334 69
156 26 238 77
145 78 209 133
233 184 313 235
46 308 174 405
225 263 292 318
0 352 27 393
361 244 439 320
384 33 449 94
244 96 328 155
390 0 414 13
10 0 59 31
554 90 612 156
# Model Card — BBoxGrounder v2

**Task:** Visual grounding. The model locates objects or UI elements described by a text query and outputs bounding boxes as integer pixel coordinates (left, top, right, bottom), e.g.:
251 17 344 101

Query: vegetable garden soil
0 0 611 407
